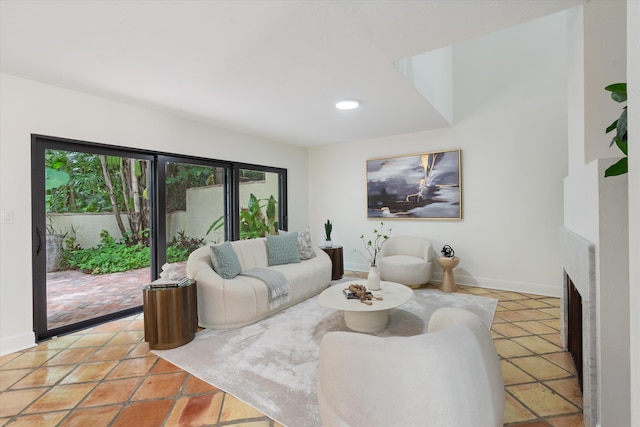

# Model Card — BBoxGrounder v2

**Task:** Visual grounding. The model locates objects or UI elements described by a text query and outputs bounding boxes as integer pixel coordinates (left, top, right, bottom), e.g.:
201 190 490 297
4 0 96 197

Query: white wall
563 1 630 426
626 0 640 424
0 73 309 355
309 12 568 297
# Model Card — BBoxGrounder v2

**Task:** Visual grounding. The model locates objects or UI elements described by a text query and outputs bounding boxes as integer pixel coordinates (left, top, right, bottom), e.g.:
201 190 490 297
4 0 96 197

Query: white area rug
154 287 498 427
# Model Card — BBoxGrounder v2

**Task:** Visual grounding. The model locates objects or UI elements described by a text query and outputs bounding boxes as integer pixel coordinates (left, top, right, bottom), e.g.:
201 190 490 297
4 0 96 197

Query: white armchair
317 307 505 427
377 236 434 287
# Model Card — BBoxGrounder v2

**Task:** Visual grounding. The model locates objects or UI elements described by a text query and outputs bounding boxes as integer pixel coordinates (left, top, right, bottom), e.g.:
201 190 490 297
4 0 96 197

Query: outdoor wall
308 11 568 297
0 73 309 355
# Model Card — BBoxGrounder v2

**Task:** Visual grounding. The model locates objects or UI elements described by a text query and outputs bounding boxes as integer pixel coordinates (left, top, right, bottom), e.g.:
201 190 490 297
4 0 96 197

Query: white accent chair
317 307 505 427
377 236 434 287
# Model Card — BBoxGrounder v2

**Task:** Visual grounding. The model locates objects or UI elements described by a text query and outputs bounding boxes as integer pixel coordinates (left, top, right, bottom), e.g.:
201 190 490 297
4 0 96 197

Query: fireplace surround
560 227 596 426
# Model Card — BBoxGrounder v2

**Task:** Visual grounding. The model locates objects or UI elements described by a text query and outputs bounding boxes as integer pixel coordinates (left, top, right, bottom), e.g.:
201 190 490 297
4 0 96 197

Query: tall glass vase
368 264 381 291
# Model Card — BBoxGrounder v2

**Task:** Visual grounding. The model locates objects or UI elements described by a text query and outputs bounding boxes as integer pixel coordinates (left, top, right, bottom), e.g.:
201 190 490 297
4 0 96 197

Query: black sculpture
441 245 455 258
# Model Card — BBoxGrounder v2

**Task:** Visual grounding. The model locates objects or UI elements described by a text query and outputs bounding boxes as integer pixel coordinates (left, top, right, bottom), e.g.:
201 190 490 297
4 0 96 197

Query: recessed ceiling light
335 99 360 110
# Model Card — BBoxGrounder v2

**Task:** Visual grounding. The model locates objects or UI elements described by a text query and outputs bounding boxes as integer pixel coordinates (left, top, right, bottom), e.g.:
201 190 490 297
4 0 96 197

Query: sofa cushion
210 242 242 279
267 232 301 266
280 228 316 260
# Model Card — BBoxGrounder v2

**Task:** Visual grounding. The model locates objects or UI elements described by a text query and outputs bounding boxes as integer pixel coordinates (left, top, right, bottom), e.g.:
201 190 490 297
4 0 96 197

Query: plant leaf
615 138 628 155
605 83 627 102
604 157 628 177
606 119 618 134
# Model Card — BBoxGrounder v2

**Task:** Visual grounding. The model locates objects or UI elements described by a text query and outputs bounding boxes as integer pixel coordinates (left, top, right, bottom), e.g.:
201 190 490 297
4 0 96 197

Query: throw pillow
296 229 316 260
267 232 301 266
209 242 242 279
279 228 316 260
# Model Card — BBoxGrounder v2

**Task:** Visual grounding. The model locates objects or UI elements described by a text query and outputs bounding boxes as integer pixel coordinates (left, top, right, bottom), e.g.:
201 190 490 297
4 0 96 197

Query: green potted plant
604 82 628 177
324 219 333 247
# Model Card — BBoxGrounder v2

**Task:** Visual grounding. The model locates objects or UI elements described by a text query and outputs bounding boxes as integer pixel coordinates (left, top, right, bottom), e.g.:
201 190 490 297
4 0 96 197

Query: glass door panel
164 162 226 277
33 139 154 341
238 169 280 239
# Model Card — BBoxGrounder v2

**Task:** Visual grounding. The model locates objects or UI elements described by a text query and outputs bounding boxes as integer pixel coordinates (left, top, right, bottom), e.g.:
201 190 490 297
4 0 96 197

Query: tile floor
1 271 583 426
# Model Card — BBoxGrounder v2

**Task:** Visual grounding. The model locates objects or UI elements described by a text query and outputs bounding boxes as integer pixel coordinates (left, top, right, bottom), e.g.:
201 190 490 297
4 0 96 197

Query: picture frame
366 149 462 220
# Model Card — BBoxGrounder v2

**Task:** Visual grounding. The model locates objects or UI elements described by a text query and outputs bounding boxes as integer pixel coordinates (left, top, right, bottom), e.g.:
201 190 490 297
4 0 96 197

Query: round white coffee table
318 280 413 332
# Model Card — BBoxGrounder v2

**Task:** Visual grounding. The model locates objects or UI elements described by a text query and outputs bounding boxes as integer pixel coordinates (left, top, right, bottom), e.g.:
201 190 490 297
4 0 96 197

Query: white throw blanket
240 268 291 309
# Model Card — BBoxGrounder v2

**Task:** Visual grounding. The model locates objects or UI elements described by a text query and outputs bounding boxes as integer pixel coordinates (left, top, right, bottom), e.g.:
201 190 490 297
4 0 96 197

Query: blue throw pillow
209 242 242 279
267 232 301 266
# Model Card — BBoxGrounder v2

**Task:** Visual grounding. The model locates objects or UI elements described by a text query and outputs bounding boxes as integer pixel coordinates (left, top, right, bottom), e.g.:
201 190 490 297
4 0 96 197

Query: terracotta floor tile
540 318 561 331
511 356 572 381
541 333 563 347
12 365 74 389
497 292 530 301
150 358 182 374
1 351 59 370
92 319 131 334
514 321 558 335
126 342 152 358
131 372 186 400
518 309 555 320
79 377 141 407
219 394 267 422
499 301 530 310
107 331 145 345
182 374 220 394
3 411 68 426
0 352 21 367
503 392 537 424
492 322 531 338
57 405 121 427
547 413 585 426
25 383 97 413
112 399 173 427
0 368 31 391
44 348 96 366
539 298 561 307
518 299 553 309
512 335 562 354
106 356 156 379
508 383 579 417
494 339 534 358
0 388 47 417
496 311 533 322
545 378 583 408
540 307 561 318
543 352 577 374
60 360 118 384
501 360 535 385
68 333 115 348
30 335 79 351
165 393 224 425
85 344 135 362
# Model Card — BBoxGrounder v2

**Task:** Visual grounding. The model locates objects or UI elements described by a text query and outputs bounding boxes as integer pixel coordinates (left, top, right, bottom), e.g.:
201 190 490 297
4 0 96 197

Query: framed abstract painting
366 149 461 219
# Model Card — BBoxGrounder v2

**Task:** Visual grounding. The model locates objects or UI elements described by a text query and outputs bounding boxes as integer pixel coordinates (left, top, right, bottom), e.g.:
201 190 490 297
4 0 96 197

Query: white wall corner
0 333 36 356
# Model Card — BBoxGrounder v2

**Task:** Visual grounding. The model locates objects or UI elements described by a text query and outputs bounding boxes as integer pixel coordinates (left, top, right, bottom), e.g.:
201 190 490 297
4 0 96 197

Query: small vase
368 264 381 291
325 240 333 248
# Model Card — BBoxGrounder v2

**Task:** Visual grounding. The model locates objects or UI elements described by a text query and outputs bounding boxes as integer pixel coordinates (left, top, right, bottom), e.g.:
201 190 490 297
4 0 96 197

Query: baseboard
344 262 561 298
432 272 562 297
0 332 35 356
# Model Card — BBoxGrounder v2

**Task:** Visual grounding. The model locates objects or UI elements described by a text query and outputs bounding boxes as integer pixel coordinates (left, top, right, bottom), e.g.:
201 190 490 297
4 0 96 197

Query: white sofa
317 307 505 427
377 236 434 286
187 237 332 329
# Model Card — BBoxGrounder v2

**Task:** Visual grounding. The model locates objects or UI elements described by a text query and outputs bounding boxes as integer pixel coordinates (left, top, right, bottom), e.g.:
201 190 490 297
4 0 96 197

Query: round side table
437 256 460 293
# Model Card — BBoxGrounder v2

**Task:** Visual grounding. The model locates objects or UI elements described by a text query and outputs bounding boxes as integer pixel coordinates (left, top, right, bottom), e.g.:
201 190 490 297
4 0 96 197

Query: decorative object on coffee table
437 255 460 293
324 219 333 247
143 278 197 350
355 222 391 291
318 280 411 333
320 245 343 280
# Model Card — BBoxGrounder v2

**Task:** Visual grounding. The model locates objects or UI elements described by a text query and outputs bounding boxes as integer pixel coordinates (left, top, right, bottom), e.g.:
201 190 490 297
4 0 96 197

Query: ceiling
0 0 584 147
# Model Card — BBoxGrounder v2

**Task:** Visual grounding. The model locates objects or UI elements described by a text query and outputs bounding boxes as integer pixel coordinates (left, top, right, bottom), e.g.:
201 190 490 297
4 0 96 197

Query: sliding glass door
32 135 287 342
32 136 155 340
